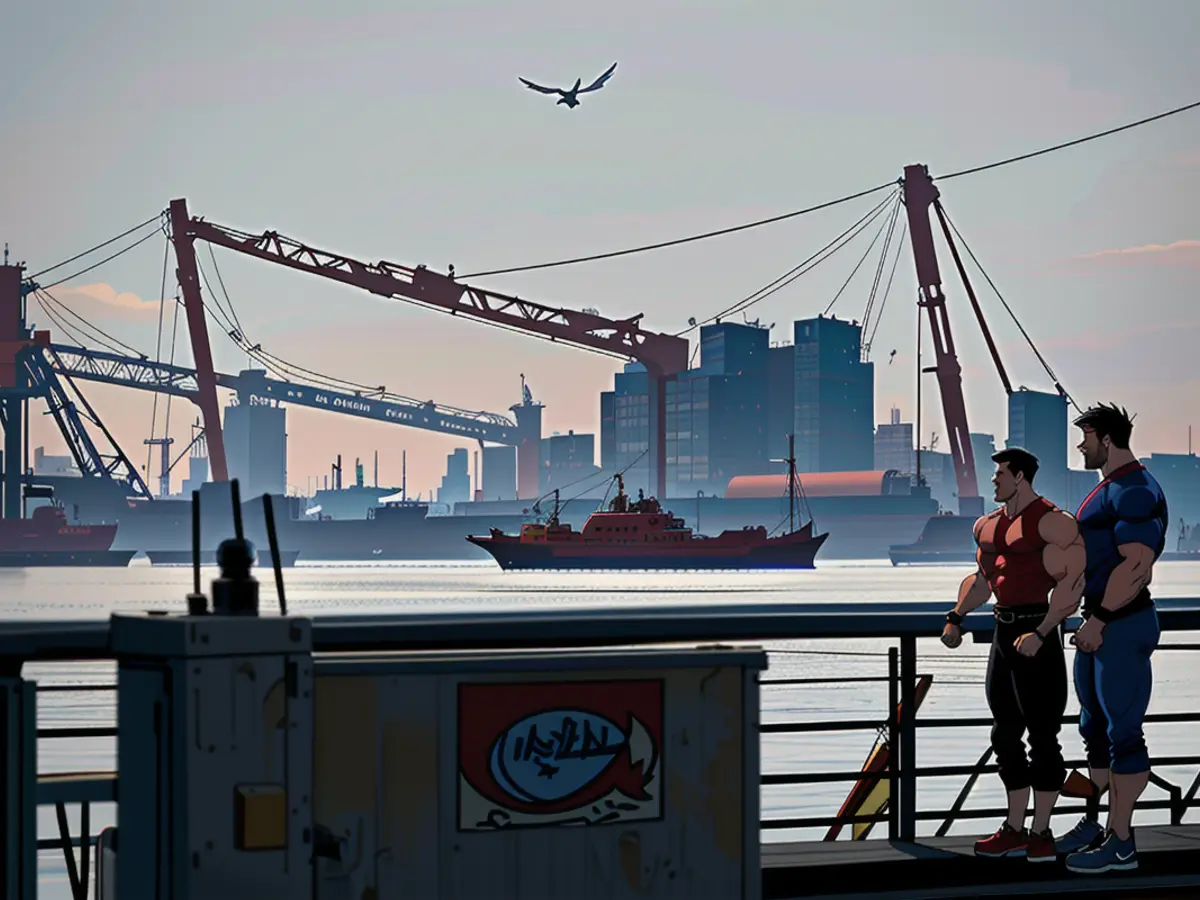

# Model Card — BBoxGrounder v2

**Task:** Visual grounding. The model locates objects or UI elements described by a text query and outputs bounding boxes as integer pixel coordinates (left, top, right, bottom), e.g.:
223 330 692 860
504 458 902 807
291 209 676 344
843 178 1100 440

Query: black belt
993 605 1049 624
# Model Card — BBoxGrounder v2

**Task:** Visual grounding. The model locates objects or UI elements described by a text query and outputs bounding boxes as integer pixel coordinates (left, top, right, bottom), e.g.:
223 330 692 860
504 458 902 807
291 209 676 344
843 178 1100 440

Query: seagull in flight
519 62 618 108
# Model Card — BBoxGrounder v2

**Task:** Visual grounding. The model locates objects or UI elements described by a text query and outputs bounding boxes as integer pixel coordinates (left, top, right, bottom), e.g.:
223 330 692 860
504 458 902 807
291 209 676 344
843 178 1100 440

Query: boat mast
787 433 797 534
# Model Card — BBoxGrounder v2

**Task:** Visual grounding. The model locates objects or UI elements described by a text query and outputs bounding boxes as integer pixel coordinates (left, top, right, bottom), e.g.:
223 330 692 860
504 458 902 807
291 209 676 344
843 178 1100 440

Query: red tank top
985 497 1058 606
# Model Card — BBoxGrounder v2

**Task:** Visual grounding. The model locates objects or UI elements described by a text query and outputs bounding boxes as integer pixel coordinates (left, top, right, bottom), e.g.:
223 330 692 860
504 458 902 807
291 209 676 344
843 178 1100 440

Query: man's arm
1098 485 1164 616
951 516 995 618
1037 509 1086 636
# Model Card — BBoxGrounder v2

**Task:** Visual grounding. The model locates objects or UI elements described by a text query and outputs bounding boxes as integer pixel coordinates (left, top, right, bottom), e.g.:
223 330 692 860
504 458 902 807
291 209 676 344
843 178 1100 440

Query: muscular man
941 447 1086 863
1058 404 1168 875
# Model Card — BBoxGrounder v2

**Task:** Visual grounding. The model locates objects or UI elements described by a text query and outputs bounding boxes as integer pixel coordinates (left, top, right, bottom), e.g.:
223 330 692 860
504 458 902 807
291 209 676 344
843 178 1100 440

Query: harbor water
5 558 1198 898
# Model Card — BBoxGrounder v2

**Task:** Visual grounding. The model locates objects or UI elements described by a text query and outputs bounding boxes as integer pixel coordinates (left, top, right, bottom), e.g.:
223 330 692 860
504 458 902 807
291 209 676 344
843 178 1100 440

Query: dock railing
7 596 1200 898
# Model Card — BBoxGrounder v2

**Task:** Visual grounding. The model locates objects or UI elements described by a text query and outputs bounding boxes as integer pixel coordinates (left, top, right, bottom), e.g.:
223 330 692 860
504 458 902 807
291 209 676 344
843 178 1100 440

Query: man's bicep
1113 517 1164 553
1116 539 1157 568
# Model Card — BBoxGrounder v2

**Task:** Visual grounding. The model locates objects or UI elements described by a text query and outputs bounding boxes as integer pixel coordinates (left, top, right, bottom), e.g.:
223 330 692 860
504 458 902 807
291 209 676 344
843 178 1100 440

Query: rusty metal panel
313 647 766 900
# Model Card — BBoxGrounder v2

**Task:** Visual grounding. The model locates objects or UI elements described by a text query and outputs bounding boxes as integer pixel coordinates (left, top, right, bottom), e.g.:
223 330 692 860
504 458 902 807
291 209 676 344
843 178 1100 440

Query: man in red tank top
940 447 1087 864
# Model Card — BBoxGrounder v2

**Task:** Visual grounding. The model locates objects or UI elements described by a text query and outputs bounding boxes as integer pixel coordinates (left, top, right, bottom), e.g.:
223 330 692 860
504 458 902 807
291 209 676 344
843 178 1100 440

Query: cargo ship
888 512 977 566
0 504 135 567
458 470 938 561
891 513 1200 566
468 445 829 571
30 476 529 562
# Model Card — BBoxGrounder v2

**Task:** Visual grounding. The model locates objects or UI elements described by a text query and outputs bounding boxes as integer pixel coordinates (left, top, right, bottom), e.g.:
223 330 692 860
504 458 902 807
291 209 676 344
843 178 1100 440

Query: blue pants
1074 605 1160 774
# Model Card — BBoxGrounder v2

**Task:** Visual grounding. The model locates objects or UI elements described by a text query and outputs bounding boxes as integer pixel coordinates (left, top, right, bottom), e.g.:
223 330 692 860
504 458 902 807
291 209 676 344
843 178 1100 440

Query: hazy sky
3 0 1199 496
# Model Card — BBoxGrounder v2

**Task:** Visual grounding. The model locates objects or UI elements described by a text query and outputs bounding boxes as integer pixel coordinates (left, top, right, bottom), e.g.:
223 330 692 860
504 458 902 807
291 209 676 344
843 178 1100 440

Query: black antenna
186 489 208 615
230 478 244 542
262 494 287 616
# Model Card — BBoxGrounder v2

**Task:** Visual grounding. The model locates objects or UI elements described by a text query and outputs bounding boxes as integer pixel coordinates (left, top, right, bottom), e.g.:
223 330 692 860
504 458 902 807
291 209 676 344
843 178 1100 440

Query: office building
767 343 796 470
970 433 997 499
480 445 517 501
1145 453 1200 544
1007 387 1068 507
793 315 874 472
438 447 470 507
223 396 287 499
540 430 601 493
875 408 916 474
599 362 651 494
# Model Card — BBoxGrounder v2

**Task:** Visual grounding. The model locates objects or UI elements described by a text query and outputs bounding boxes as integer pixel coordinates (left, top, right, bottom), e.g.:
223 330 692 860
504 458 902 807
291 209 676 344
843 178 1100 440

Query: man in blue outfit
1057 403 1169 875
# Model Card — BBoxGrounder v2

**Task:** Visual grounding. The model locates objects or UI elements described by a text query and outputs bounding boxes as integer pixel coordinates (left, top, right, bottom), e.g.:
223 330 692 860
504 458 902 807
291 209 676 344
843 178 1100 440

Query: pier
5 598 1200 899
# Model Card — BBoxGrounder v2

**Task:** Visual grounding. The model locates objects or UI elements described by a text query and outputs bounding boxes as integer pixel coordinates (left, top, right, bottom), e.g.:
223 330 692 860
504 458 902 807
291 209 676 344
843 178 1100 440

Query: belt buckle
995 609 1015 624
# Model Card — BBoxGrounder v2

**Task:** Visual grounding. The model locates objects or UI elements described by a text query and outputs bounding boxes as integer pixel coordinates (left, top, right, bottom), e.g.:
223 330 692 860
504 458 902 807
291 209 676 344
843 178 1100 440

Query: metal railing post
887 646 899 840
899 635 918 841
1 673 37 900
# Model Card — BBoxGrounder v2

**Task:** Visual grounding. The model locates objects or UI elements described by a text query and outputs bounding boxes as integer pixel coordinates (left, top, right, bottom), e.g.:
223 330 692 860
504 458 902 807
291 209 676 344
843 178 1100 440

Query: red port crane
901 164 1014 517
169 199 690 499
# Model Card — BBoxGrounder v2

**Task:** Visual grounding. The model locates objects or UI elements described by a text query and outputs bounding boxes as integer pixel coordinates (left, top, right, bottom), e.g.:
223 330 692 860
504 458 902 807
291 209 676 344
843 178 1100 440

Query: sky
2 0 1199 497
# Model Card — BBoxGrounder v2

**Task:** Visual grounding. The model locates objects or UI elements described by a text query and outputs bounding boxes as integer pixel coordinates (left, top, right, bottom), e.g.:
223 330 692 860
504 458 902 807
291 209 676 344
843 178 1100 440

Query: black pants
985 607 1068 793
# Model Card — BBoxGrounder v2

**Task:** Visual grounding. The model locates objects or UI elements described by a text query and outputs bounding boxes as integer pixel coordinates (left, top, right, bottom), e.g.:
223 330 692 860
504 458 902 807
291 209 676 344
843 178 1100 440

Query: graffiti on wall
457 679 664 831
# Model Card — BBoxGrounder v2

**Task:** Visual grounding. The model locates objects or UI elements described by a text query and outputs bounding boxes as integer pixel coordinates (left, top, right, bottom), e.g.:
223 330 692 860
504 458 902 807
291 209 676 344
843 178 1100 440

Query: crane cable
27 212 165 280
38 226 165 290
822 195 902 317
864 221 908 359
939 210 1082 415
458 97 1200 280
676 190 899 337
859 200 904 342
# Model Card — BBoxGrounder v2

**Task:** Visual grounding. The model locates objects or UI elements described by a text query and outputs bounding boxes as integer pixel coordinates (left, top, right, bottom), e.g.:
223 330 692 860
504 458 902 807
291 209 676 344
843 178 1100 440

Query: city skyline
3 0 1198 494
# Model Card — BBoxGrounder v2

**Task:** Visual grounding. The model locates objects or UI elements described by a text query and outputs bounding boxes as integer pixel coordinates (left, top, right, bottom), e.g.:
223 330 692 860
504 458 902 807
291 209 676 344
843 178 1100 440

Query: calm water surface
6 558 1198 897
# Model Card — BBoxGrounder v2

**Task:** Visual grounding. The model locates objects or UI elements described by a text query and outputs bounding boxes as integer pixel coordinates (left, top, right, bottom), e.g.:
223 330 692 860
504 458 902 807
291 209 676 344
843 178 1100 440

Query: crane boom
900 165 983 517
176 204 690 496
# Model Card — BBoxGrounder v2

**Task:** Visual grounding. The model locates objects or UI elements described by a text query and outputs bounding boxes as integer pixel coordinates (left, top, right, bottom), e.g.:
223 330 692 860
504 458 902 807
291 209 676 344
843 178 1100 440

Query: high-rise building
602 362 651 494
793 315 874 472
438 447 470 507
767 344 795 470
970 432 997 499
480 445 517 501
540 430 600 493
1145 452 1200 544
875 407 915 474
1006 388 1068 507
223 395 287 499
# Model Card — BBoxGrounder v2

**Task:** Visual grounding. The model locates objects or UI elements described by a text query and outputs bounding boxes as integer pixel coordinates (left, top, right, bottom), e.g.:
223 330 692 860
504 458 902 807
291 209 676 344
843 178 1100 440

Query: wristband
1033 627 1048 641
946 610 964 627
1091 606 1115 624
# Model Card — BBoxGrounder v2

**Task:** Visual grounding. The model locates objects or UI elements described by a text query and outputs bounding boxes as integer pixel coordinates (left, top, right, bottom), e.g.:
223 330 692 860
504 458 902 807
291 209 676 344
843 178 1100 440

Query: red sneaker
974 822 1029 858
1026 829 1056 863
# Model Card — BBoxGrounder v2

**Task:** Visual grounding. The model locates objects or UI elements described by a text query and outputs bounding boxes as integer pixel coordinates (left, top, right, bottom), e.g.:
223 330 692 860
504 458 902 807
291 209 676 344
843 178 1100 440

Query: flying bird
519 62 618 108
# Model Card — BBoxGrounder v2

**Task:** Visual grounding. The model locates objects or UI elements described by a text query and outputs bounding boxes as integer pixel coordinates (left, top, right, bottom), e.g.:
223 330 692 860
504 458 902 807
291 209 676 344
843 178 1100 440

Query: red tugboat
467 436 829 571
0 504 135 567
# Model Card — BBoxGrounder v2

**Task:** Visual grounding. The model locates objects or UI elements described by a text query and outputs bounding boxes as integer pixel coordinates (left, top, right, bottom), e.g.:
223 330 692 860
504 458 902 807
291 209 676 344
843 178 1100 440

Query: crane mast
900 165 984 517
173 202 689 498
169 199 230 482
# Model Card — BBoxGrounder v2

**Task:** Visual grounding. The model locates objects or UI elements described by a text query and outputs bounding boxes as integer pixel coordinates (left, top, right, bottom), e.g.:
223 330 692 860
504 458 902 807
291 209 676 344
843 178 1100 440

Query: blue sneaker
1055 816 1105 854
1065 830 1138 874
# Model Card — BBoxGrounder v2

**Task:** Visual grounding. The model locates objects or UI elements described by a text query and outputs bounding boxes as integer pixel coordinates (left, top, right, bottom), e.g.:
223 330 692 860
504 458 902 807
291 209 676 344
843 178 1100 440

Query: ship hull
145 549 301 568
0 550 136 568
468 533 829 571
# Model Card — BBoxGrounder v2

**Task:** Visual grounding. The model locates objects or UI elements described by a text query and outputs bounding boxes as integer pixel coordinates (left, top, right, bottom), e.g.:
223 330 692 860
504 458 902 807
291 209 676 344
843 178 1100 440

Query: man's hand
941 622 963 649
1014 632 1043 657
1073 616 1106 653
